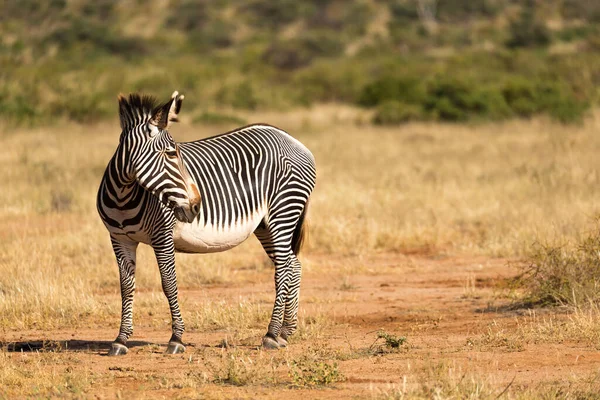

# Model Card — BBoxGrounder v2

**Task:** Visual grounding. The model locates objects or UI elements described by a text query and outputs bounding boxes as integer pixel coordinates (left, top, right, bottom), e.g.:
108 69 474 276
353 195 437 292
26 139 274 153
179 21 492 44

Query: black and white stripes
97 92 315 355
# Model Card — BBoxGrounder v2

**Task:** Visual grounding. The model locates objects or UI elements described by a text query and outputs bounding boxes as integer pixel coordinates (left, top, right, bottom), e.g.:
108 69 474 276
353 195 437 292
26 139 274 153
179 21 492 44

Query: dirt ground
3 254 599 399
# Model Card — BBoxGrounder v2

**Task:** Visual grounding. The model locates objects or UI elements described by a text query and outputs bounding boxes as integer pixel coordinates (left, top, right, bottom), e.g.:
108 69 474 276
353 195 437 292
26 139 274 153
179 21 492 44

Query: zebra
97 91 316 356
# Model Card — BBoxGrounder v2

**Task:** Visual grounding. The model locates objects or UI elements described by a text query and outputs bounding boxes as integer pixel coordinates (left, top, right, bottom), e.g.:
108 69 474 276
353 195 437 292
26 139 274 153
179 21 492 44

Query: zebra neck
102 153 140 207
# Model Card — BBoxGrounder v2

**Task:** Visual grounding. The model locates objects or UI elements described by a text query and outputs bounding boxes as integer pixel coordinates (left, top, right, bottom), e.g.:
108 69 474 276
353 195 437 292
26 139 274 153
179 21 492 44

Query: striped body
99 125 315 252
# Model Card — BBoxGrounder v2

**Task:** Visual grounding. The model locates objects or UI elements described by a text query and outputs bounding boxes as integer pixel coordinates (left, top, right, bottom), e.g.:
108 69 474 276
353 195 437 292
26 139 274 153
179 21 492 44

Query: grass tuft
209 349 286 386
288 356 344 387
373 330 407 353
518 229 600 306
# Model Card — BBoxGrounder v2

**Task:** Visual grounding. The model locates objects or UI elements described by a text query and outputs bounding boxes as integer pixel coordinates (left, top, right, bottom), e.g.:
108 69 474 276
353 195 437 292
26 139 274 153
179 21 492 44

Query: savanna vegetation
2 0 600 125
3 0 600 398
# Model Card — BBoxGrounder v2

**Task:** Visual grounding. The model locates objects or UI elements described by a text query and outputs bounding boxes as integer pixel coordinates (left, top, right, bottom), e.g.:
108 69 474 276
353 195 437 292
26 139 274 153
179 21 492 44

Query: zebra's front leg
109 238 138 356
152 235 186 354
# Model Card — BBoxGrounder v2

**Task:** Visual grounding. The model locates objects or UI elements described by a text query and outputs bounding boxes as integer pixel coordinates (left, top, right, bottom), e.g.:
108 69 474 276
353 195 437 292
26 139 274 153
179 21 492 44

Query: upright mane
118 93 160 130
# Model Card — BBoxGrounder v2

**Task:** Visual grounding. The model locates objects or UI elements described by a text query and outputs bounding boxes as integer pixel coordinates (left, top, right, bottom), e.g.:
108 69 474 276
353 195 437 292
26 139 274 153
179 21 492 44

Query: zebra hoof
166 341 185 354
108 343 128 356
262 336 280 350
276 336 288 347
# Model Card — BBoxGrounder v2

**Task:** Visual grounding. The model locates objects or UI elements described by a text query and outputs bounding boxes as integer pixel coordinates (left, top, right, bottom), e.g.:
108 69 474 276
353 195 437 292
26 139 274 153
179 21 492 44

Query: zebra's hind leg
255 228 302 349
109 238 138 356
279 255 302 346
152 234 186 354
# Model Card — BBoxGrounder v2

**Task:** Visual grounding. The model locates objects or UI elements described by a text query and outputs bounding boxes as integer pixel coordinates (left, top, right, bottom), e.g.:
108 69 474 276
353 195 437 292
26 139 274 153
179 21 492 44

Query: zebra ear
117 93 131 130
150 91 184 130
168 91 184 126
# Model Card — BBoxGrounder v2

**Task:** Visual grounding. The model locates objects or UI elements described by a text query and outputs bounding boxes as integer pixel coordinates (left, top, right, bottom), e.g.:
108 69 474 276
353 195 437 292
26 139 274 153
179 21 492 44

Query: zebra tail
291 200 310 256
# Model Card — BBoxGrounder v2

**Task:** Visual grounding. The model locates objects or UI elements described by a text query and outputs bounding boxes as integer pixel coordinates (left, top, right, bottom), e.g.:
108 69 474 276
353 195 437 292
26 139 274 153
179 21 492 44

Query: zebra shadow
2 339 153 354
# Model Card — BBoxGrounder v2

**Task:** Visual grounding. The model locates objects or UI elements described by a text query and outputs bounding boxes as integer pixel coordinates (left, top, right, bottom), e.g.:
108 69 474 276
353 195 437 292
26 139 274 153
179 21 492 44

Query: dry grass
3 108 600 397
3 111 600 329
517 306 600 348
0 350 94 398
467 303 600 353
372 362 600 399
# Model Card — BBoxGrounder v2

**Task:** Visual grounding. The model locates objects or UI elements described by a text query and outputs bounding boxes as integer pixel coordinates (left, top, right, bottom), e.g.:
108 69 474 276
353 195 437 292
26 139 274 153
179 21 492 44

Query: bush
373 101 422 125
0 94 39 123
519 232 600 306
359 75 427 107
501 78 588 123
424 77 488 122
358 68 588 124
501 78 540 117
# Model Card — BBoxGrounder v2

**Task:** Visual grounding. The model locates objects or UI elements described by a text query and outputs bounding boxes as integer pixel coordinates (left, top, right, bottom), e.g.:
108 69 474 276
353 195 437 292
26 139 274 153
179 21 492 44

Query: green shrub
373 101 422 125
375 330 407 350
424 77 482 122
473 88 513 120
0 95 39 123
359 75 427 107
501 78 540 117
501 78 588 123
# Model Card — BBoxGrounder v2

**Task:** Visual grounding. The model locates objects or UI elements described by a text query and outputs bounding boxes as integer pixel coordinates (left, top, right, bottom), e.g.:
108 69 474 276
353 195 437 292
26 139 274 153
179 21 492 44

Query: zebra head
117 91 201 223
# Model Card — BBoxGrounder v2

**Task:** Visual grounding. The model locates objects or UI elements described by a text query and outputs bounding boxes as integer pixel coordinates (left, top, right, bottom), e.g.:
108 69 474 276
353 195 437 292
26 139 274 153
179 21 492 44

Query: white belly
173 211 265 253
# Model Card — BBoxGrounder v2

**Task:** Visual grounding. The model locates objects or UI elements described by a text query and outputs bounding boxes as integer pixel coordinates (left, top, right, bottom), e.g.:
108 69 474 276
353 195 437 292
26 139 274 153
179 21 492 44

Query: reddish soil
3 254 599 398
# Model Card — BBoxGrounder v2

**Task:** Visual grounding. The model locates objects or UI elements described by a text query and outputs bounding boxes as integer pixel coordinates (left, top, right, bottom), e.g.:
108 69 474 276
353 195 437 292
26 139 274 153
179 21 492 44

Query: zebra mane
117 93 160 130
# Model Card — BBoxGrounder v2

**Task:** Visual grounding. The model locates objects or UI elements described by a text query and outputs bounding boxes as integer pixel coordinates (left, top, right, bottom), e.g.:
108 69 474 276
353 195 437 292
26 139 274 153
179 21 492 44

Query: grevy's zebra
97 91 316 355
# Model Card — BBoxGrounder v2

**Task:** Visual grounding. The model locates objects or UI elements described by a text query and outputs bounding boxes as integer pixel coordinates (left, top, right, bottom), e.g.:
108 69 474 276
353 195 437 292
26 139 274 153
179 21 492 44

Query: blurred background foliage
1 0 600 125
